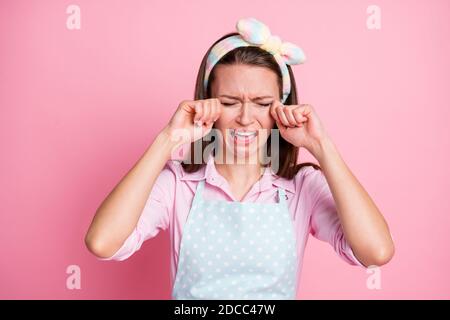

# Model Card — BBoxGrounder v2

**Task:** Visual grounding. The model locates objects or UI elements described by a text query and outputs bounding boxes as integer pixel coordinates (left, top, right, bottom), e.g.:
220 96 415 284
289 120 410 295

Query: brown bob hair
180 32 321 179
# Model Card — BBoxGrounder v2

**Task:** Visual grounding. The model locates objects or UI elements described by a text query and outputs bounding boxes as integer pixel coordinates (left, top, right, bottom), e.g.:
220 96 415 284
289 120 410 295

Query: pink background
1 0 449 299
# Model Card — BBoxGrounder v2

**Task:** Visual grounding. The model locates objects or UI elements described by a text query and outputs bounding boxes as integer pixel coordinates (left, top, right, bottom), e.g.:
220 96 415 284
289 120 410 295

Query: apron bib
172 179 298 299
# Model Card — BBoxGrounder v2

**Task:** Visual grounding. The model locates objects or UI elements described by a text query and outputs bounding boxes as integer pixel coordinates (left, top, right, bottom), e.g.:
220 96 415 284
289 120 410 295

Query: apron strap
277 187 287 204
193 179 205 203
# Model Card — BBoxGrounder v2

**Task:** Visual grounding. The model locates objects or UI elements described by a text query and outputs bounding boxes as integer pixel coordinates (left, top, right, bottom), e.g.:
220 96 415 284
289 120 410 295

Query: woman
85 17 394 300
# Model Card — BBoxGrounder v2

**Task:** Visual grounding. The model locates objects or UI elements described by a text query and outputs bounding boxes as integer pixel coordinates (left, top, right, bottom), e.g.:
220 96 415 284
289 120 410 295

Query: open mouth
229 129 258 145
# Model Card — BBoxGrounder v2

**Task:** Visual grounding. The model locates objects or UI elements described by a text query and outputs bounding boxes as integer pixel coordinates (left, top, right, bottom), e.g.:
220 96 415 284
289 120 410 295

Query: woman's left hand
270 101 329 157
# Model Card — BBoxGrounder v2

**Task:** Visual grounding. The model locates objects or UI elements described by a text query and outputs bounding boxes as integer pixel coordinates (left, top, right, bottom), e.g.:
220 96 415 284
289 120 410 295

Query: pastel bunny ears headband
203 17 306 104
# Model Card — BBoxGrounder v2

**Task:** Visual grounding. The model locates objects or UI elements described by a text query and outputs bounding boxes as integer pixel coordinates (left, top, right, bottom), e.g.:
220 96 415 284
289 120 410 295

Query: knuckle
179 100 191 108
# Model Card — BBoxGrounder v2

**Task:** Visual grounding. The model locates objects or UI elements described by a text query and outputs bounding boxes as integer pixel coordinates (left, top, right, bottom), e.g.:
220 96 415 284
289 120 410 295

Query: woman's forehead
211 65 279 97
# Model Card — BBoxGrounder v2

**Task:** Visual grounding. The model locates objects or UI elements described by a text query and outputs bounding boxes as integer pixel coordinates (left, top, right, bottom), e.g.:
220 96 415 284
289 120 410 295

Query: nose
236 102 255 126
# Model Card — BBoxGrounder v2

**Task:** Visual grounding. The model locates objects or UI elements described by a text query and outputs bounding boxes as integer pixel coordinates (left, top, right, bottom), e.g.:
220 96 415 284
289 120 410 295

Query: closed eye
221 102 272 107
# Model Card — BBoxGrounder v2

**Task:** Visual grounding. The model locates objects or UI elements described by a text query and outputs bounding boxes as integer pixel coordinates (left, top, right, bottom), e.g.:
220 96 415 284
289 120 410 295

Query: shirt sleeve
306 167 365 267
99 161 177 261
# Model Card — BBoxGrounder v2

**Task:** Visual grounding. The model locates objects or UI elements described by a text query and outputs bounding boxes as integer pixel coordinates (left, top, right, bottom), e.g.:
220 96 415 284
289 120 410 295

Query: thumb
274 118 287 135
194 120 214 139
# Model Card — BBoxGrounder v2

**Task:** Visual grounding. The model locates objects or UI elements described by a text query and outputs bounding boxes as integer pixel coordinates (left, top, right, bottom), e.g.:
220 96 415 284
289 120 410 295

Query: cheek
212 116 229 137
213 116 223 129
256 110 275 129
214 110 234 127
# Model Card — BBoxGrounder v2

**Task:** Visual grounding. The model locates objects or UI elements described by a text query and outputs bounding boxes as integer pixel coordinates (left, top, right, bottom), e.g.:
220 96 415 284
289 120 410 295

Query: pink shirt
102 153 364 294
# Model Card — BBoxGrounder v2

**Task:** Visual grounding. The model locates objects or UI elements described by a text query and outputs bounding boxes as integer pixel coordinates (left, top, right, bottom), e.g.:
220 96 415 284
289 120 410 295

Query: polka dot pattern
172 180 298 300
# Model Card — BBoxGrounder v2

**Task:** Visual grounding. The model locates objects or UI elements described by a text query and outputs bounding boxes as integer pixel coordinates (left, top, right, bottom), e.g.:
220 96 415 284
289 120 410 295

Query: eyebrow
218 95 274 101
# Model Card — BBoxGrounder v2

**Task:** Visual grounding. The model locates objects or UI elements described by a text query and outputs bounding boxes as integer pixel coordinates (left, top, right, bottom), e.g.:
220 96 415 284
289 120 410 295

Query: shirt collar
180 153 296 194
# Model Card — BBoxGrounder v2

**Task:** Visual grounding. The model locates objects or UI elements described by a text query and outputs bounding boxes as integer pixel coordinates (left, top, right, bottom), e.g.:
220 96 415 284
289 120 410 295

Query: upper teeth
232 130 257 137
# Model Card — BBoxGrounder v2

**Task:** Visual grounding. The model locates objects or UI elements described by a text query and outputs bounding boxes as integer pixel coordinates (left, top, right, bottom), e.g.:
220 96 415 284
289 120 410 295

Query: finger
200 100 211 124
292 108 308 126
270 104 286 131
179 100 195 114
211 99 219 121
194 103 204 126
283 106 298 127
212 98 221 121
270 103 281 124
276 105 291 127
299 104 312 117
204 100 216 126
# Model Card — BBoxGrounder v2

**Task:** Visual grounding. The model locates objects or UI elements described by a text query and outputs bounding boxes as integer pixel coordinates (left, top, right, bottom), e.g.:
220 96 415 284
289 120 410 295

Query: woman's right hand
164 98 223 146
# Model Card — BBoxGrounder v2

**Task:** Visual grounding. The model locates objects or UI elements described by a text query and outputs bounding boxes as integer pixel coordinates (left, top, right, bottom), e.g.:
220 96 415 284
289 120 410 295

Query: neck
213 149 265 186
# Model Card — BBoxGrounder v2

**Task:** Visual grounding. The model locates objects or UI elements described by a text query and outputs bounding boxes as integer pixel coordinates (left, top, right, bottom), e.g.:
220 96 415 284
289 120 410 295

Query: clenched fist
164 98 223 147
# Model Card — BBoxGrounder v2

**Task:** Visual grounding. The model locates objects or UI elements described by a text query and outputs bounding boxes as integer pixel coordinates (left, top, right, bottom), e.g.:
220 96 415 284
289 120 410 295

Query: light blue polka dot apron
172 179 298 300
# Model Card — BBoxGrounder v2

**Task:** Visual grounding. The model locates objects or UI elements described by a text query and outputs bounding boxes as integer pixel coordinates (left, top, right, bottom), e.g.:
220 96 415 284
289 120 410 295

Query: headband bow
237 18 306 64
204 17 306 103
